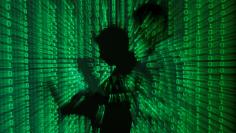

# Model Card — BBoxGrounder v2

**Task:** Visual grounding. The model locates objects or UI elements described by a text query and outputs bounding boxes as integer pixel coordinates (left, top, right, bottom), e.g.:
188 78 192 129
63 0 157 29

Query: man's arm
47 81 107 119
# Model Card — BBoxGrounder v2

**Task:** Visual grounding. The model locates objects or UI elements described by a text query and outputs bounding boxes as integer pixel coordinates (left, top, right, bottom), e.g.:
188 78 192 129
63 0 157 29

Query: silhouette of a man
48 2 167 133
55 26 136 133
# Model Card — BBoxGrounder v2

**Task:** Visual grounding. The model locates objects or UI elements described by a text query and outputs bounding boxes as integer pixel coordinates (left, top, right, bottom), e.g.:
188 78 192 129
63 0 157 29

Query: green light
0 0 235 133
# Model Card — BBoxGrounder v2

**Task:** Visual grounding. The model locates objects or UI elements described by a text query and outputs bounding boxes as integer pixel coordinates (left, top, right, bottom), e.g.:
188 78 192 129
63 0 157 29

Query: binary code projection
0 0 236 133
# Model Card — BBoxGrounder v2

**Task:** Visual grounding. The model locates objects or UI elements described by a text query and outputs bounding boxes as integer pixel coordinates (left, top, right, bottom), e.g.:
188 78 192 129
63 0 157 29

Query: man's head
95 26 129 65
95 26 136 74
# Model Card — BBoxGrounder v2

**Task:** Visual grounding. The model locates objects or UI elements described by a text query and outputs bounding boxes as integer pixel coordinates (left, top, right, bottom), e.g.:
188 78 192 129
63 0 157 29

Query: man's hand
60 90 108 118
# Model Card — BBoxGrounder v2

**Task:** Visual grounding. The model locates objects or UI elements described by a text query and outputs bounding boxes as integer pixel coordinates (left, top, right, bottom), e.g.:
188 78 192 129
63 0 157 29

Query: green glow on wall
0 0 235 133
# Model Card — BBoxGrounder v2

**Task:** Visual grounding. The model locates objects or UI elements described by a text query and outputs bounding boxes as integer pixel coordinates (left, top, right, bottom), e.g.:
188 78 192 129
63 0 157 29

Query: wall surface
0 0 235 132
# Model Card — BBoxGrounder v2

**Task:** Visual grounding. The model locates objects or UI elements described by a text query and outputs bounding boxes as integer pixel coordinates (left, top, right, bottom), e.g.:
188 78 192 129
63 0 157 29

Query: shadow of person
93 26 137 133
48 2 168 133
